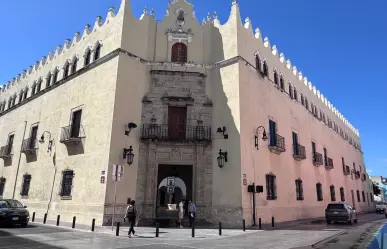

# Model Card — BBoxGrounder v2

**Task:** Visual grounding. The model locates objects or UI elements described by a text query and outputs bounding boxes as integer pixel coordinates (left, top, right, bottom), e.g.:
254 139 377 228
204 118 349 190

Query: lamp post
39 131 56 216
217 149 228 168
254 126 268 150
123 146 134 165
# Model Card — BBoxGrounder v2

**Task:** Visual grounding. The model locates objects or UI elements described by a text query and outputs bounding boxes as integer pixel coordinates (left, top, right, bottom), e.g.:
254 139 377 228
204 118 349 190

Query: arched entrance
156 165 193 221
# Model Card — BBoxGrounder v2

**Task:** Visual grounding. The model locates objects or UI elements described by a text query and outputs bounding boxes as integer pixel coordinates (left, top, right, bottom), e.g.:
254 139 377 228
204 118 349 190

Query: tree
373 183 381 196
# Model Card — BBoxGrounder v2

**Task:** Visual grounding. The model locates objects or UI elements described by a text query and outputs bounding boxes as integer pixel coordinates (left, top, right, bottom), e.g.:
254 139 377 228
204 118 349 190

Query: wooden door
168 106 187 140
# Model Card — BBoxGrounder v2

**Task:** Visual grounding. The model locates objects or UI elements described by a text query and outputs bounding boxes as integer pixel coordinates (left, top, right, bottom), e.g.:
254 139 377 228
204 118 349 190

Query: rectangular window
295 179 303 201
60 170 74 197
312 142 316 154
0 177 6 196
266 174 277 200
30 125 38 149
70 110 82 138
342 157 345 173
356 190 360 202
20 174 31 196
168 106 187 140
269 120 277 146
340 187 345 201
7 134 14 155
330 185 336 201
323 148 328 166
362 191 365 202
292 132 298 155
316 183 323 201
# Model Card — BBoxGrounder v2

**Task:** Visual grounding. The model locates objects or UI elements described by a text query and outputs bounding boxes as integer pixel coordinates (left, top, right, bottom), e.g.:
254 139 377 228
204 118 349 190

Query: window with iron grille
295 179 303 201
20 174 31 196
171 43 187 63
356 190 360 202
316 183 323 201
60 170 74 197
266 174 277 200
330 185 336 201
340 187 345 201
362 191 365 202
0 177 6 196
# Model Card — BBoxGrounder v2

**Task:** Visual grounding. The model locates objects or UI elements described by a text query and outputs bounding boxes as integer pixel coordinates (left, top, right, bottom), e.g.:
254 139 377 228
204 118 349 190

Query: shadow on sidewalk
0 227 65 248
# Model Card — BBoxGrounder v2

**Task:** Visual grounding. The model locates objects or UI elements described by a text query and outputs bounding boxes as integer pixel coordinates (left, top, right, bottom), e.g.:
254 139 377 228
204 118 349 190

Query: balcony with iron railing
140 124 212 143
343 165 351 175
325 157 334 170
293 144 306 160
0 145 13 159
60 125 86 144
268 133 286 154
21 138 37 154
312 152 323 166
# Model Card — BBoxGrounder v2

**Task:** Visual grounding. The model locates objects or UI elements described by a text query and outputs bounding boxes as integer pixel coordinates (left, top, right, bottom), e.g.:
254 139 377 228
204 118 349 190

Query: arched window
31 82 37 95
263 61 269 76
255 55 261 72
94 44 101 61
71 57 78 74
11 95 16 106
46 73 52 88
23 88 29 100
37 79 42 92
52 70 59 84
273 70 279 85
171 43 187 63
63 62 70 78
293 86 298 101
305 97 309 110
7 97 12 109
288 83 293 99
18 90 24 103
300 94 305 105
84 49 91 66
279 75 284 90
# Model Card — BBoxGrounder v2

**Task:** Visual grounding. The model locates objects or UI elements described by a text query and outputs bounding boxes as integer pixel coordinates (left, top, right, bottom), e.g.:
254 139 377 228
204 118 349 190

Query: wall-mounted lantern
254 126 268 150
217 149 228 168
124 122 137 136
216 126 228 139
123 145 134 165
39 131 54 153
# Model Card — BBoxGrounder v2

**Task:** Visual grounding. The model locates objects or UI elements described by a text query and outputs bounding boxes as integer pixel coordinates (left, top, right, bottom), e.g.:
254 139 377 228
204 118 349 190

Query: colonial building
0 0 372 227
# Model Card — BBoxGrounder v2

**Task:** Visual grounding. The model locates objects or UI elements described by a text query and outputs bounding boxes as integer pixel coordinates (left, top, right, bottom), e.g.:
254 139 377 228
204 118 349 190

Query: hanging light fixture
217 149 228 168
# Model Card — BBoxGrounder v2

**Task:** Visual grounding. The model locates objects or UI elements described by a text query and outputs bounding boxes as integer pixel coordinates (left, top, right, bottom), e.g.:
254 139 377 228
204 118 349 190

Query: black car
0 199 30 227
325 202 358 225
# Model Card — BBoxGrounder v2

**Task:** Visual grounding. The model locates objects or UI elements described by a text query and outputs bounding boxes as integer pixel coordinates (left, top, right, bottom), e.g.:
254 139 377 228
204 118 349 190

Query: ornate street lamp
217 149 228 168
123 146 134 165
254 126 268 150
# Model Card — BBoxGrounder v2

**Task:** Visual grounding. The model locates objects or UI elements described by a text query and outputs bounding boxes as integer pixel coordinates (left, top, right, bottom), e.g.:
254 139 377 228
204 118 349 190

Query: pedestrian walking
124 200 137 238
178 199 185 228
188 200 196 227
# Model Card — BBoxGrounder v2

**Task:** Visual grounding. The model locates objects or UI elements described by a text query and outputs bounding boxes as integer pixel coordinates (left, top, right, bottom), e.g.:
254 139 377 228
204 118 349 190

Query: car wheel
326 220 331 225
21 222 28 228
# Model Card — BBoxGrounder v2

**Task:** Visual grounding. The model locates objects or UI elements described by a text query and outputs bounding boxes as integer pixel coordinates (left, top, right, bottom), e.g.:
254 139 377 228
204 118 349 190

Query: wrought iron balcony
21 138 37 154
325 157 334 169
343 165 351 175
140 124 211 142
268 133 285 153
293 144 306 160
0 145 13 159
60 125 86 144
313 152 323 166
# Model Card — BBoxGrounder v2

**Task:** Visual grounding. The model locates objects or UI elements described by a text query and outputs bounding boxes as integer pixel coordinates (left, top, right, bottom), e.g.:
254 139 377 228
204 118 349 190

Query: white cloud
367 169 373 173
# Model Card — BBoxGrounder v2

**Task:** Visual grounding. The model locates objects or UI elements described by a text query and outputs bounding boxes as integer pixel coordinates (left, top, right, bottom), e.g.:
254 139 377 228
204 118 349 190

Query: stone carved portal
156 165 192 219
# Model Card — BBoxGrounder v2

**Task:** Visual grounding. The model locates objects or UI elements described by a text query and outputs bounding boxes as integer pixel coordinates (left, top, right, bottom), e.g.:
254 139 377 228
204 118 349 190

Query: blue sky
1 0 386 175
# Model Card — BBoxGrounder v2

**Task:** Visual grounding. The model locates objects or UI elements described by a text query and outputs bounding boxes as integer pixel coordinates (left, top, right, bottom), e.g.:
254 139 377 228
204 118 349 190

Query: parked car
376 202 387 214
325 202 358 225
0 199 30 227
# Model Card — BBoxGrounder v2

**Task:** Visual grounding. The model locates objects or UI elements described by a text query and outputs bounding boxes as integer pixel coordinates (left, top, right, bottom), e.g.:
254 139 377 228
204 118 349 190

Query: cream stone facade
0 0 372 227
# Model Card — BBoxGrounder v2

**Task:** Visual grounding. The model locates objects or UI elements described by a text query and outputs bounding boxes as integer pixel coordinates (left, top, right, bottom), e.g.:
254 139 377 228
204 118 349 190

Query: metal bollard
72 216 76 229
32 212 35 222
91 219 95 232
259 218 262 230
243 219 246 231
156 223 159 238
43 213 47 224
219 222 222 236
56 215 60 226
272 217 275 227
116 222 120 236
191 222 195 237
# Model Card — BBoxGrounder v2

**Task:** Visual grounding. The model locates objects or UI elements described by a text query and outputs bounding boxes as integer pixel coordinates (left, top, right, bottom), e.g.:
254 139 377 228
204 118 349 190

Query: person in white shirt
178 200 184 228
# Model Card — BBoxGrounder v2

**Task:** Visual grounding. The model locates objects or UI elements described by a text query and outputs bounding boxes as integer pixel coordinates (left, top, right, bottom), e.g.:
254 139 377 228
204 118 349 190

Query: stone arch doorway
156 164 193 220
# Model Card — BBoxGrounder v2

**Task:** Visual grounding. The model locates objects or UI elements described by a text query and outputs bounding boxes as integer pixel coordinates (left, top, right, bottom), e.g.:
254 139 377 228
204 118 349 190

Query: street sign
112 164 124 182
167 186 174 194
